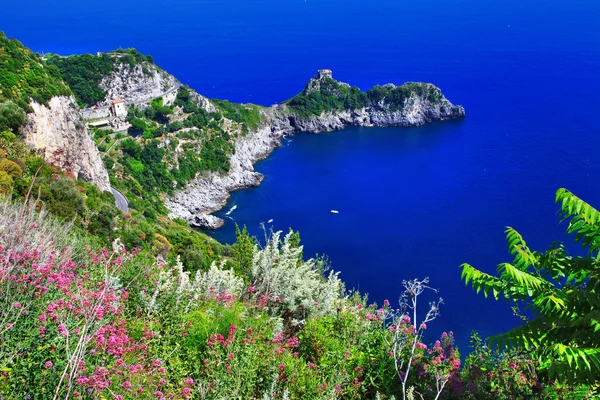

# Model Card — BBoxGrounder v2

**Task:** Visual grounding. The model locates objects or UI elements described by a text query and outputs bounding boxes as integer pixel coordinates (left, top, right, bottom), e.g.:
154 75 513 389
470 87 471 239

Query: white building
110 99 127 119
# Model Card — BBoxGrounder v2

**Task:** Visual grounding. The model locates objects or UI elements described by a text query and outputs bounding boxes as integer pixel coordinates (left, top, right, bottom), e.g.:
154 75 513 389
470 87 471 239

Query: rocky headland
165 71 465 229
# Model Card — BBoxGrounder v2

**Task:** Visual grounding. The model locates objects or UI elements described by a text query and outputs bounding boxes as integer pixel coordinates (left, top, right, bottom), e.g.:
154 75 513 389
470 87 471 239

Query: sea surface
3 0 600 351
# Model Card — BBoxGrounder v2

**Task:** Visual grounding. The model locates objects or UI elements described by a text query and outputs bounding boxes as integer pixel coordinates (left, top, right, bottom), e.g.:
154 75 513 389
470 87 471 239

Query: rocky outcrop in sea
165 77 465 229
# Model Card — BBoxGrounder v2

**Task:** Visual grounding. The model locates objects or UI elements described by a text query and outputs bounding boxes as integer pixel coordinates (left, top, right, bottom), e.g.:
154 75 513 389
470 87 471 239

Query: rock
190 214 225 230
22 96 111 192
99 63 178 106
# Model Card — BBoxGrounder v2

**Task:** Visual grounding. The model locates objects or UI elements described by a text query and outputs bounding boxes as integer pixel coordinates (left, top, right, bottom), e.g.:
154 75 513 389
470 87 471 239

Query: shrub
251 231 345 327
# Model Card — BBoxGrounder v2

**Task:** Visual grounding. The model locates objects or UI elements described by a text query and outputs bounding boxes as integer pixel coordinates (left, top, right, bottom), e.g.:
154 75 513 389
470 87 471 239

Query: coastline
165 92 465 229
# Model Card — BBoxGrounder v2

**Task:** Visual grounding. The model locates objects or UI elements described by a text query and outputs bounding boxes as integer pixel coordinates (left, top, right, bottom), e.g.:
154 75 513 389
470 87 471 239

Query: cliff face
99 62 179 106
288 86 465 132
23 96 111 192
166 78 465 229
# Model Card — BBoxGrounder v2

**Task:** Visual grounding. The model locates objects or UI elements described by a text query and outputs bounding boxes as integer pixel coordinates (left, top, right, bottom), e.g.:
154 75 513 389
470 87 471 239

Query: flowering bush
1 199 594 399
250 231 345 327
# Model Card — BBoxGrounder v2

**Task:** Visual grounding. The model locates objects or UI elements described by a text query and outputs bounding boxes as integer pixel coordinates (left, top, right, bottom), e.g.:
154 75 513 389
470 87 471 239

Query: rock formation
23 96 111 192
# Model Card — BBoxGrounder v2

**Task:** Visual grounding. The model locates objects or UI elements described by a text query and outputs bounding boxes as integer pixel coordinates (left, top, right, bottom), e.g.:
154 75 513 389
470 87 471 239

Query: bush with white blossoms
251 231 345 324
143 257 245 314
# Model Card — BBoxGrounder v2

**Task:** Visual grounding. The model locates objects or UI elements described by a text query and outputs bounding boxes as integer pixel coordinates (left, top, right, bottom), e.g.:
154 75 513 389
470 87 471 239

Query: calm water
3 0 600 350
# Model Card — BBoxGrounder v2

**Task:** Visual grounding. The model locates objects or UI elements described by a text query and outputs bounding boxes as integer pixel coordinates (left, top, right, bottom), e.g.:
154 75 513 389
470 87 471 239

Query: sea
3 0 600 352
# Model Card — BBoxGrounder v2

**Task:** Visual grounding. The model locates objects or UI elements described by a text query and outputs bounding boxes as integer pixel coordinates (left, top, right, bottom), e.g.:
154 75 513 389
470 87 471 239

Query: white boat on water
267 219 274 223
225 205 237 215
330 210 339 214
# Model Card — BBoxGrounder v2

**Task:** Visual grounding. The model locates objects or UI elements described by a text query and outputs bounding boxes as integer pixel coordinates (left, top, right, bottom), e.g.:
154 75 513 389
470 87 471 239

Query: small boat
225 205 237 215
330 210 339 214
267 219 274 223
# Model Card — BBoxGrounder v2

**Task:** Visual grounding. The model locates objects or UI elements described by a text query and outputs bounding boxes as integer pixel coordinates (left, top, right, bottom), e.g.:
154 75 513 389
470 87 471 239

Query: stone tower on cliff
318 69 332 79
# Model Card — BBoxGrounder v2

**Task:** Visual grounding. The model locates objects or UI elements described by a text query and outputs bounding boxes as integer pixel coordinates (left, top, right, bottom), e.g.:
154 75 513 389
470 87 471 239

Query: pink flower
57 324 69 337
184 377 194 387
416 342 427 350
152 359 162 367
154 391 163 397
279 364 285 373
44 361 53 368
248 286 255 293
383 299 390 307
420 323 427 330
12 303 21 309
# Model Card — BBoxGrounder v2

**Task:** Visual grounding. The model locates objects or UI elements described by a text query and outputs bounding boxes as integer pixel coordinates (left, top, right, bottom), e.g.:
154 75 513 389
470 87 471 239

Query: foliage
233 224 256 279
366 83 443 111
286 74 443 118
460 188 600 386
213 99 262 133
286 77 367 118
250 230 346 328
0 32 71 113
47 48 154 107
0 101 26 133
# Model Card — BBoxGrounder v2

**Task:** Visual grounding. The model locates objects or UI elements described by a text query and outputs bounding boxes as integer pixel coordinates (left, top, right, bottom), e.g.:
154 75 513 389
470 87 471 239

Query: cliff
165 72 465 229
22 96 111 192
98 62 180 107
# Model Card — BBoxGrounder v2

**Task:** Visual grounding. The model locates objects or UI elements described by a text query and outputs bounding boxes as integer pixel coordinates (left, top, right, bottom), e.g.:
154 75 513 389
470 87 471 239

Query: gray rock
190 214 225 230
22 96 111 192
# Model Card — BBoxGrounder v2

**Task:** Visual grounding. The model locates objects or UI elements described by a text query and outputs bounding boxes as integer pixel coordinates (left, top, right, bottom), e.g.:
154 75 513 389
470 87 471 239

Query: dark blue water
3 0 600 351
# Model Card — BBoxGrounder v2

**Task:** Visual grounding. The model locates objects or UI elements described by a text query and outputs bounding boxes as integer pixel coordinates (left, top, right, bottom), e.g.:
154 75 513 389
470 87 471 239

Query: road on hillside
88 83 182 111
111 187 129 213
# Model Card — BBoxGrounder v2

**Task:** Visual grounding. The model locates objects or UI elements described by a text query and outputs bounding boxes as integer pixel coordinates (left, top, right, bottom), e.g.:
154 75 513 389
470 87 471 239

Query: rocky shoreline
165 82 466 229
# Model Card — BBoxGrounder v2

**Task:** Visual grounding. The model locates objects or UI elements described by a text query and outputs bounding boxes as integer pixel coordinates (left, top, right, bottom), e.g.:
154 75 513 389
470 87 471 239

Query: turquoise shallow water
2 0 600 350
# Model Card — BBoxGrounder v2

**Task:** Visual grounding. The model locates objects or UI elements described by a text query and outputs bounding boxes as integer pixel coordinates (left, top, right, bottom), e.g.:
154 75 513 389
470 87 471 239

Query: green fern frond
497 262 548 293
505 227 537 270
556 188 600 253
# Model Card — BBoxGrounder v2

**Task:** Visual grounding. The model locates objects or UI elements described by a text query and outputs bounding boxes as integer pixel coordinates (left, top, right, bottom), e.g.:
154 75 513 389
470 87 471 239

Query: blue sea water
3 0 600 351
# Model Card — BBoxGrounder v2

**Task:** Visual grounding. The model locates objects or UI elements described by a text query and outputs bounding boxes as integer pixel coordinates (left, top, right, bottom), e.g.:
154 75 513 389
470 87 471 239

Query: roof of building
88 119 110 127
318 69 332 72
111 99 125 104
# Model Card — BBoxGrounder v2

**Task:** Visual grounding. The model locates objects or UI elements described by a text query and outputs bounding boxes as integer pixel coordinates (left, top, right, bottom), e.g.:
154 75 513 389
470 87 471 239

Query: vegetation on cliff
46 48 155 107
0 32 70 134
286 74 445 119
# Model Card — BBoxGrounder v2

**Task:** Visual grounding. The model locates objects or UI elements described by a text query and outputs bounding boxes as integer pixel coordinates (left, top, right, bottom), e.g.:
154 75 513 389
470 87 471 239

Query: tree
0 101 25 133
233 224 255 279
460 188 600 386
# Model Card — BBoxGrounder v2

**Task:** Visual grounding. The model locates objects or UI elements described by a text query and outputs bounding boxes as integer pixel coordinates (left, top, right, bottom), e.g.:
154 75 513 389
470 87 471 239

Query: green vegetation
1 198 595 399
367 82 444 111
461 188 600 386
0 32 70 127
213 99 263 133
286 75 444 118
46 48 154 107
286 77 367 118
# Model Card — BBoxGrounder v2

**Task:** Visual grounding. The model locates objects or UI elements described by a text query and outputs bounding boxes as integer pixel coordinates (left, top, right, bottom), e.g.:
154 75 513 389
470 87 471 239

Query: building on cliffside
318 69 332 79
110 99 127 119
